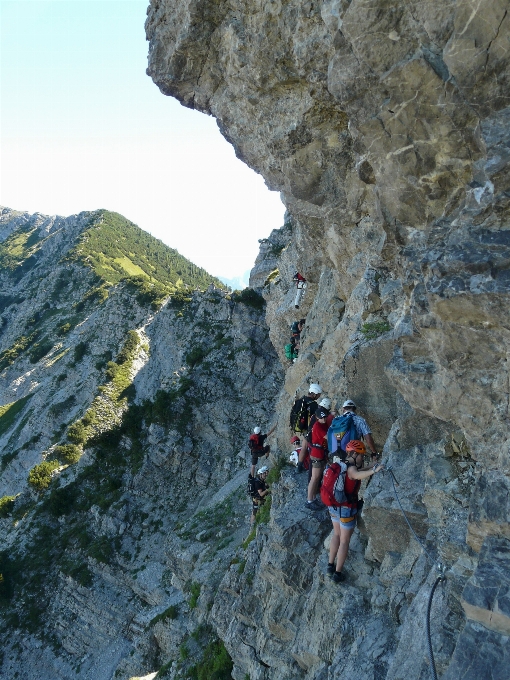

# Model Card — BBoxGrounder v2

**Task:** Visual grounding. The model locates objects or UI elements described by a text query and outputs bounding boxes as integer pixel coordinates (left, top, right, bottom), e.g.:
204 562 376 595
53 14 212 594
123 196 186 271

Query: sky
0 0 285 285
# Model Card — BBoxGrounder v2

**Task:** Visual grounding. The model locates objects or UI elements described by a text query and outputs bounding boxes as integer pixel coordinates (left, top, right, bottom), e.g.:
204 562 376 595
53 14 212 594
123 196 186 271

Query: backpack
284 343 297 360
289 396 308 431
320 462 348 507
327 412 357 454
247 473 258 498
249 433 262 451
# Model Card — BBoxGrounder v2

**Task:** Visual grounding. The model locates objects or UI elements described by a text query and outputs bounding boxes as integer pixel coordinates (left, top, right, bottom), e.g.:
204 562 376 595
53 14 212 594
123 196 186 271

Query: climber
329 399 379 460
290 318 305 339
249 465 270 525
293 272 307 309
249 424 276 476
325 440 384 582
290 383 322 472
304 405 331 510
303 397 335 483
284 335 299 362
289 434 309 470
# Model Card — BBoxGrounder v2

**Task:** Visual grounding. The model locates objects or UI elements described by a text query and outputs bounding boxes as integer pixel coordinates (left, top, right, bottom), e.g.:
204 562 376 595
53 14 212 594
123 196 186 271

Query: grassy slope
69 210 226 292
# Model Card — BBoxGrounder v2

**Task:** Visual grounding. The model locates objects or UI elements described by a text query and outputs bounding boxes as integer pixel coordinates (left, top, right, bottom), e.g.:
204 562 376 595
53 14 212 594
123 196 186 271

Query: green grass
187 638 233 680
189 582 201 609
0 395 32 437
0 333 39 371
360 320 391 339
150 604 179 626
0 224 41 271
68 210 226 294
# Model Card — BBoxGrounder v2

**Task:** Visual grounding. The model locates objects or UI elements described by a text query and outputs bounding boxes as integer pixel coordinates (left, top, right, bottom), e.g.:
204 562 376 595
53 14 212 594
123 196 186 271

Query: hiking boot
330 571 346 583
326 563 335 575
305 499 322 511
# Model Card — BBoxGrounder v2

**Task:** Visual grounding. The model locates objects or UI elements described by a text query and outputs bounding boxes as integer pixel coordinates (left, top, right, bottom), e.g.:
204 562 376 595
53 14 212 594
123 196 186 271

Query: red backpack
320 463 360 507
249 433 262 450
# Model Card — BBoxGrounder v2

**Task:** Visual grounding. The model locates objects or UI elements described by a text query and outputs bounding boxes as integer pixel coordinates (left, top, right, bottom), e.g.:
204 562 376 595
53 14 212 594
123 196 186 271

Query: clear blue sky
0 0 285 282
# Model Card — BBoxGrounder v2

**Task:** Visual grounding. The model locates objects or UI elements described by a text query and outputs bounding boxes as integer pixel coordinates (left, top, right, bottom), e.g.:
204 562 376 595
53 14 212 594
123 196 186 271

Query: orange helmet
290 435 300 445
345 440 366 454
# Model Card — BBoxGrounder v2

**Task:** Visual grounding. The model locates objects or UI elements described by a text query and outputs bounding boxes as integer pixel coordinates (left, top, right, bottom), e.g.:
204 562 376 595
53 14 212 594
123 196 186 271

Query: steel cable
385 467 445 679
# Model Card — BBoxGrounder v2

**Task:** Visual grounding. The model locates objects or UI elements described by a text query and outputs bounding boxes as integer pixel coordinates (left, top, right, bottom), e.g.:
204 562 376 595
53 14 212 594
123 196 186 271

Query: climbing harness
382 464 447 680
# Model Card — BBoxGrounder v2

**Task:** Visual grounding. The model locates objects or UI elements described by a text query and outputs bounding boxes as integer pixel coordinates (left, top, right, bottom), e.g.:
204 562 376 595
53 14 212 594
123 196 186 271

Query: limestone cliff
146 1 510 679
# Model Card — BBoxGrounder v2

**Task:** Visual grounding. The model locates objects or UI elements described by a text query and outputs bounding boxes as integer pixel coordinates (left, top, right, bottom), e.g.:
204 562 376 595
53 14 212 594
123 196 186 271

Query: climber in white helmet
289 382 323 473
248 424 276 476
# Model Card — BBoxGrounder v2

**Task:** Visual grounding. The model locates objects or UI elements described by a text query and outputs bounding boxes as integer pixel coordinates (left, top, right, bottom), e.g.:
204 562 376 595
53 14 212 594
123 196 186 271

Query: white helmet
318 397 331 409
257 465 269 475
253 426 261 434
309 383 322 395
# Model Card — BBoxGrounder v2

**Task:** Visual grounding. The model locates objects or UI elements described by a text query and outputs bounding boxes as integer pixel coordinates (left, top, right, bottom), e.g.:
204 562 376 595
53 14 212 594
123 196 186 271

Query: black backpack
289 397 305 431
247 474 258 498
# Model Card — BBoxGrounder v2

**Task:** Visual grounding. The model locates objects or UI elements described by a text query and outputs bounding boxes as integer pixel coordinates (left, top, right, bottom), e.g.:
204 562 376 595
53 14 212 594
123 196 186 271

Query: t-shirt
311 420 329 456
253 477 268 498
249 433 268 452
349 413 371 438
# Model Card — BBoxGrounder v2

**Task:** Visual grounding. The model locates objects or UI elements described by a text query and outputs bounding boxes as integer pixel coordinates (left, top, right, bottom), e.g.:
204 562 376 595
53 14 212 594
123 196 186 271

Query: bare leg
329 523 341 565
307 465 323 501
335 525 355 572
298 435 309 463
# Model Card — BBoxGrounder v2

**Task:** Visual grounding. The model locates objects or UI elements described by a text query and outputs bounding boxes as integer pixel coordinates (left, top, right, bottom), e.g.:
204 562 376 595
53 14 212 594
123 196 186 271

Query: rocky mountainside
144 1 510 679
0 206 283 679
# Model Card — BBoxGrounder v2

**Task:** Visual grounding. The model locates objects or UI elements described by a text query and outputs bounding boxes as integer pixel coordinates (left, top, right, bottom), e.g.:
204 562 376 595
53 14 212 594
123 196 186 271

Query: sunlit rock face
148 1 510 678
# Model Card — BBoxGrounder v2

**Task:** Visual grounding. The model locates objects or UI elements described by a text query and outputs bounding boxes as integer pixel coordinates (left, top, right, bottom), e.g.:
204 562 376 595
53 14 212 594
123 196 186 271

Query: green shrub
150 604 179 626
189 582 201 609
73 341 88 364
67 421 87 444
28 460 60 491
60 561 93 587
87 536 113 563
0 495 16 518
57 323 72 336
0 332 39 370
116 330 139 364
54 444 81 464
360 320 391 339
187 638 233 680
29 338 53 363
231 288 264 310
186 346 207 368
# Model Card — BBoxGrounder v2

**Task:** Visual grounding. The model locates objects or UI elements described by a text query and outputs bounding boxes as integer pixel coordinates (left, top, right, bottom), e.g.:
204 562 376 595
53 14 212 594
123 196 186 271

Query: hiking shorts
310 456 326 470
329 506 357 530
251 446 270 465
252 498 264 515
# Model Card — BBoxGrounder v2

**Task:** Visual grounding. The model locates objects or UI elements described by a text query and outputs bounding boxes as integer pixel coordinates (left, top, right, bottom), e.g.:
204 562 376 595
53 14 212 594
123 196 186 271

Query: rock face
146 1 510 678
0 207 283 679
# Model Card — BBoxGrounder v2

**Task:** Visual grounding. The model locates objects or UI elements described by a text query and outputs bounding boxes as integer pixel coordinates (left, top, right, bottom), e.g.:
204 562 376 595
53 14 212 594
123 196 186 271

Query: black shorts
251 445 270 465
